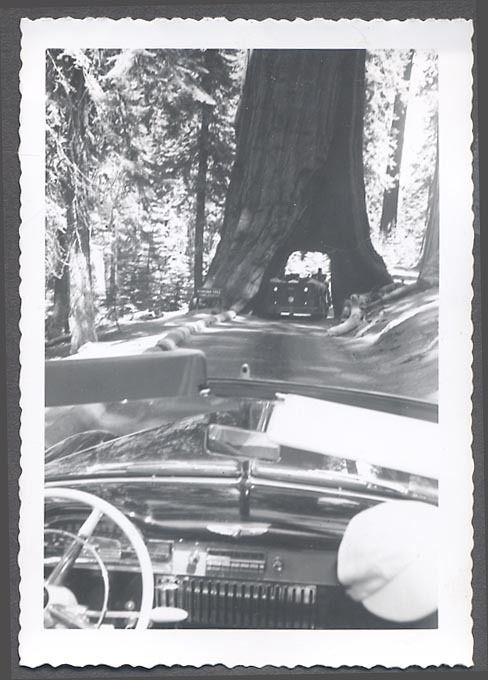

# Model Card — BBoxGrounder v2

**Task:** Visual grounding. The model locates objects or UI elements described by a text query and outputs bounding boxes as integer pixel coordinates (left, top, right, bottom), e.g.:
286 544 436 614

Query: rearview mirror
205 424 280 462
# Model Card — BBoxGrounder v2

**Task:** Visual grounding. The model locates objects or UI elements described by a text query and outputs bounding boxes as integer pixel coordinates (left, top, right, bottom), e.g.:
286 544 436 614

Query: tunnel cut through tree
205 49 392 317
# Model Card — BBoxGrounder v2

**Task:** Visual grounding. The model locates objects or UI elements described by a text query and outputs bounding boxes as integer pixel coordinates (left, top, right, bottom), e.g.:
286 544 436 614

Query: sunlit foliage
46 49 245 336
45 48 437 342
364 50 438 271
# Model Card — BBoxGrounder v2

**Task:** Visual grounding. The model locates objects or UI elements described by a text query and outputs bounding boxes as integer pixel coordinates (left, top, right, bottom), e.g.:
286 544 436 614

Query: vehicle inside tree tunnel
260 251 332 320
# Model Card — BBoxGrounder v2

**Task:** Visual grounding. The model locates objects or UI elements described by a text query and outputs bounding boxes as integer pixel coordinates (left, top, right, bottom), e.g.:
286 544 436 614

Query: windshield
45 390 438 505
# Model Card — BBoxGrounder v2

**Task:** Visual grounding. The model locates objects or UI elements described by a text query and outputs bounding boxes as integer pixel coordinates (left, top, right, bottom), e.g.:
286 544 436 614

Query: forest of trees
45 48 438 351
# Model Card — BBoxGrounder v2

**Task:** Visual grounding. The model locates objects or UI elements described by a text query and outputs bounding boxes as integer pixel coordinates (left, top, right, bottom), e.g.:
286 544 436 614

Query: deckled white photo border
18 17 474 668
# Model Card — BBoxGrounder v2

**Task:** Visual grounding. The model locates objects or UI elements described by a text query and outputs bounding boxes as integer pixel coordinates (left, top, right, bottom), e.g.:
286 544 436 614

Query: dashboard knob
150 607 188 625
272 556 284 573
188 544 200 567
156 577 179 591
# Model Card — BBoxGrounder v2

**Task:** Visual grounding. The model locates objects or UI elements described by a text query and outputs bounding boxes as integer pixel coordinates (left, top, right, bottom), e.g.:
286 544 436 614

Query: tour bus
263 274 331 319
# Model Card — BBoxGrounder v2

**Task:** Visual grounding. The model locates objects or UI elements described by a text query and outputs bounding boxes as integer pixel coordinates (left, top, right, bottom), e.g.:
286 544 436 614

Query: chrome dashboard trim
45 476 241 487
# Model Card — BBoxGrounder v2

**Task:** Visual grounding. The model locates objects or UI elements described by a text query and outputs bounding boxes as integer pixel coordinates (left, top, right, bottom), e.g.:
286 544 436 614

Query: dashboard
43 381 439 631
44 498 438 630
44 514 359 629
46 526 338 584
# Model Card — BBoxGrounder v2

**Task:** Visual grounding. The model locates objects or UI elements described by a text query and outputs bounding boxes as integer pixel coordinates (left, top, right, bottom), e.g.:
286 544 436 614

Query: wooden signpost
194 287 223 310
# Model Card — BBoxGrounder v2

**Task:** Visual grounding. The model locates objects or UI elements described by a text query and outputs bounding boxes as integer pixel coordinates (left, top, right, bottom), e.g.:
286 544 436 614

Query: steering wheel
44 487 154 629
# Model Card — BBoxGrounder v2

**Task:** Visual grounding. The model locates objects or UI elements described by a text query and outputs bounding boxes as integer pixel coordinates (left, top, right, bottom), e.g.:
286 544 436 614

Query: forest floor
46 288 438 402
336 287 438 400
46 309 192 359
186 289 438 401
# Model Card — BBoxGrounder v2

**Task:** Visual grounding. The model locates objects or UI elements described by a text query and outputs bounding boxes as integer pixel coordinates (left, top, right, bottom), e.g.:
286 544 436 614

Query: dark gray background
1 1 485 678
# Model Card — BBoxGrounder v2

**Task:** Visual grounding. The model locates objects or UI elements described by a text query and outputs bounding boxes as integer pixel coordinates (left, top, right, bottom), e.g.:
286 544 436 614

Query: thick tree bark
417 142 439 287
205 50 392 316
379 50 414 235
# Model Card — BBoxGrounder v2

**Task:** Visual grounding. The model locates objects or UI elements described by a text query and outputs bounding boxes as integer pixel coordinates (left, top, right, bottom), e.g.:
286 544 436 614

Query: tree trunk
54 53 98 353
379 50 414 236
69 243 98 352
103 207 119 324
112 219 120 325
49 229 70 338
194 50 215 292
67 197 98 353
194 105 209 291
417 141 439 287
51 267 70 336
205 50 392 317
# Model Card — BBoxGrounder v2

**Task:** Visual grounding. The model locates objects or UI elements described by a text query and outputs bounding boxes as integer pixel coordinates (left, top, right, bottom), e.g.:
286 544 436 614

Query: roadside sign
194 287 223 310
196 287 222 298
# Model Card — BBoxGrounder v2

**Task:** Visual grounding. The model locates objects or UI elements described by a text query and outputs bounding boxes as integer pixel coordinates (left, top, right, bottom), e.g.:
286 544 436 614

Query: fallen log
377 281 402 296
328 294 363 336
359 281 423 318
328 276 435 340
376 281 419 304
45 333 71 348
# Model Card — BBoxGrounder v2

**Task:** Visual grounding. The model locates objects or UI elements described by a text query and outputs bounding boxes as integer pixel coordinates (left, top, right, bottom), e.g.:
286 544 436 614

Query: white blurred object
267 394 439 479
337 500 438 622
149 607 188 625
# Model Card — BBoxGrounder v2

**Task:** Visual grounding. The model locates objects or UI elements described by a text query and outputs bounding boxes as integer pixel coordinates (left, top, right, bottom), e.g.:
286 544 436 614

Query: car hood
45 394 438 537
44 412 402 543
46 413 229 478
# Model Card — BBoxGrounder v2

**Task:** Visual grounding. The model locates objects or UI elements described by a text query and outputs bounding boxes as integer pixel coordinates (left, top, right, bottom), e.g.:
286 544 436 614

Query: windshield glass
45 391 438 505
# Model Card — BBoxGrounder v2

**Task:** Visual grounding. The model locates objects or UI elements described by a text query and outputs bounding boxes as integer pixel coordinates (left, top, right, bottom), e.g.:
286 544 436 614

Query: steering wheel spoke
46 508 103 587
78 508 104 539
45 511 100 586
45 487 154 629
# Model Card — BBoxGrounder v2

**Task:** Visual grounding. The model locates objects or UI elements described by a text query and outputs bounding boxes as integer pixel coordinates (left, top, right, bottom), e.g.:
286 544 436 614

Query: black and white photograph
18 17 474 668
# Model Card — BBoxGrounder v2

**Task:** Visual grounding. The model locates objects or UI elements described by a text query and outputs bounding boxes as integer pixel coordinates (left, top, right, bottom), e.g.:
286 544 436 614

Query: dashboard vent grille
156 577 317 628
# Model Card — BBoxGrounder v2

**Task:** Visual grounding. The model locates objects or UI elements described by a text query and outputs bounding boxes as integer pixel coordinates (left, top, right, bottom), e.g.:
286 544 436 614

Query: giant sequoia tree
205 50 392 316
